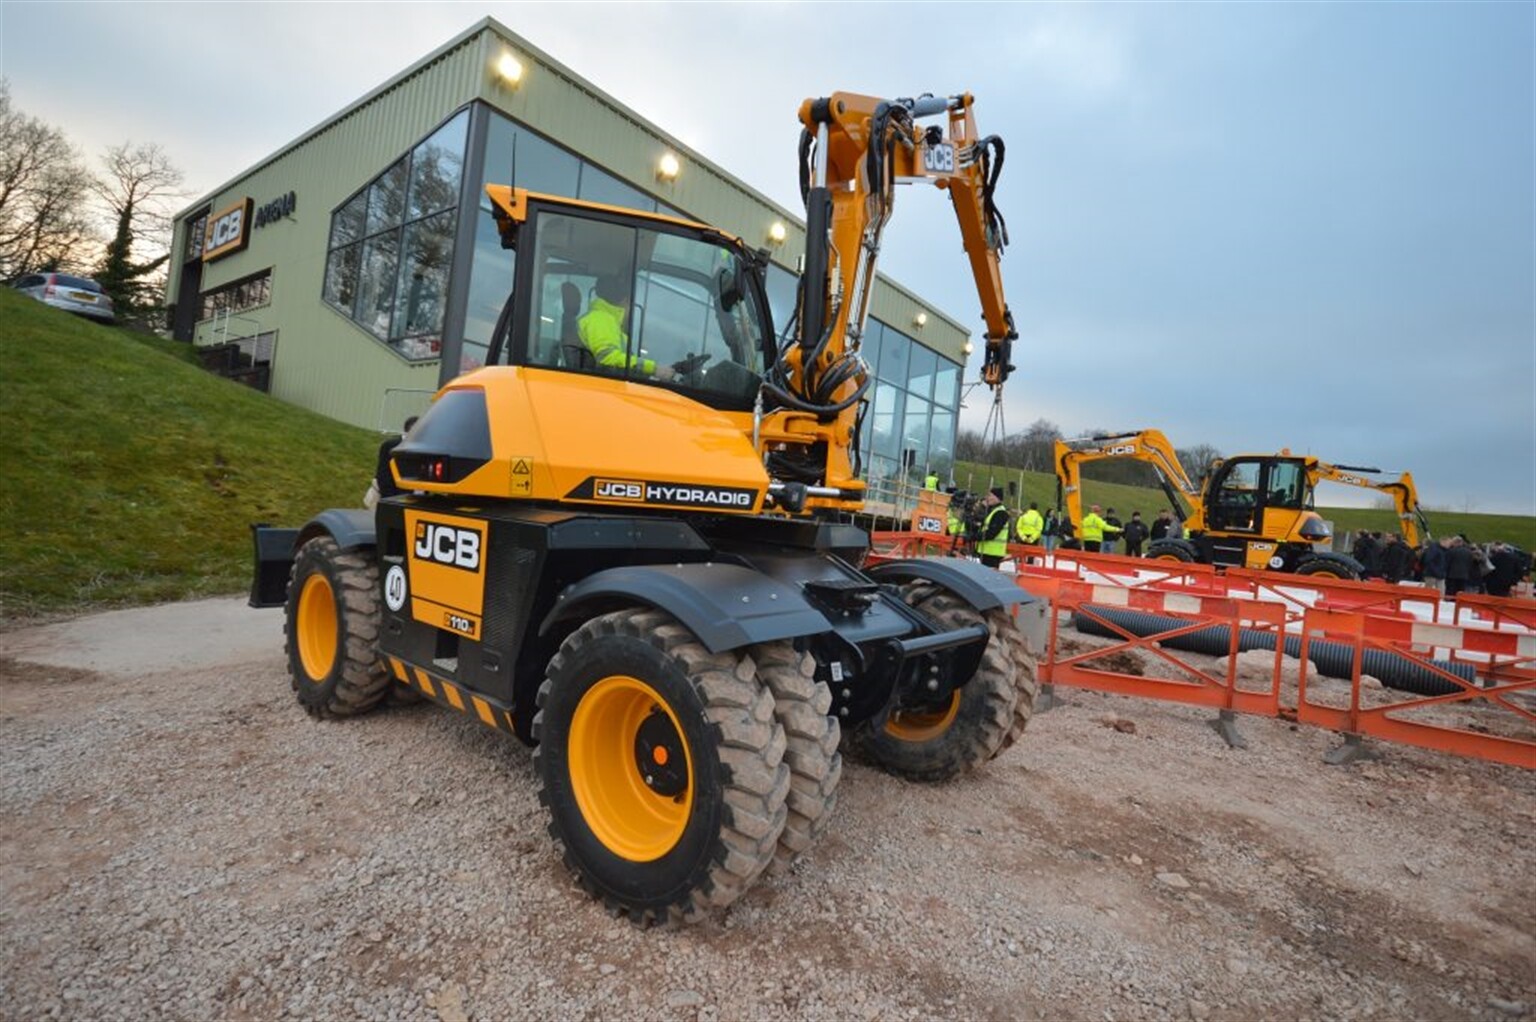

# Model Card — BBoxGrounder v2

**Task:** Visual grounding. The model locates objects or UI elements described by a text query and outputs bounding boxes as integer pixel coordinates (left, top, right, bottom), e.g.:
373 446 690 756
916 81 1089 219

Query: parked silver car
11 272 116 324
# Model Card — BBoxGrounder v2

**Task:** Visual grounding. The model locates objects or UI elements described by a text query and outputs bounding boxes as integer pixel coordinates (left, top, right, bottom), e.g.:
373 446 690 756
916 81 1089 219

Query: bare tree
1018 418 1062 472
1176 443 1224 484
0 82 95 278
94 141 185 313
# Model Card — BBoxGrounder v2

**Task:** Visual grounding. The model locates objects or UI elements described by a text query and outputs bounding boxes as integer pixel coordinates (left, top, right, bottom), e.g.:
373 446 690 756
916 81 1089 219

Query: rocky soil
1 597 1533 1021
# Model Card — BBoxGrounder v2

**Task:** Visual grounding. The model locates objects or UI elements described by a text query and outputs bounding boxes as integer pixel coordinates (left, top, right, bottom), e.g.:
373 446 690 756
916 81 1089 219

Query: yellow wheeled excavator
1053 430 1398 580
254 91 1034 924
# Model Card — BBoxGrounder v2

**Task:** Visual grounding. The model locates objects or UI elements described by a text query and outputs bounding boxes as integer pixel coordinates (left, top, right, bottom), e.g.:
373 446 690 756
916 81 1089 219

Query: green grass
953 460 1535 550
0 289 379 616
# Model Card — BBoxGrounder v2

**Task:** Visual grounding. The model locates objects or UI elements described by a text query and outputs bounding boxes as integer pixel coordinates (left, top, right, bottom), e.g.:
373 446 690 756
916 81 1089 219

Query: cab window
522 209 767 410
1265 461 1307 509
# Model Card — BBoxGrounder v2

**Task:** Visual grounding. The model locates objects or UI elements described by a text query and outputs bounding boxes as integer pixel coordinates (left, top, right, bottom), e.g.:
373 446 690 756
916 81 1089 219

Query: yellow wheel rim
296 572 338 682
568 675 693 862
884 691 961 743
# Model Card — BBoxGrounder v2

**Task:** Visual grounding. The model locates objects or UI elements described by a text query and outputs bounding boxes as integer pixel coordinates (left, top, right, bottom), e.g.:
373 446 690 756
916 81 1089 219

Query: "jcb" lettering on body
414 522 481 571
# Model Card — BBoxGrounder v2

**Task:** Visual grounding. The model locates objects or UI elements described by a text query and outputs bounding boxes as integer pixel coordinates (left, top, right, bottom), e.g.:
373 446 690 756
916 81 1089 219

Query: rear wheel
1147 539 1197 563
533 609 789 926
284 536 389 719
1295 553 1362 581
852 585 1029 782
753 642 841 874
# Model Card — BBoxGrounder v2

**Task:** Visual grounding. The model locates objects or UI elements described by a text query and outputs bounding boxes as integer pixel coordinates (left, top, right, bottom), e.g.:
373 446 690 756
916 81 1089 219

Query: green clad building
167 17 971 489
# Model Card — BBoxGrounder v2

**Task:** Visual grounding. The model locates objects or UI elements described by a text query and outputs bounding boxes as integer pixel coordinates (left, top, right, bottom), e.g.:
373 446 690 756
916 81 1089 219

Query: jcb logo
1106 444 1137 456
414 522 481 571
202 197 253 261
595 479 644 501
916 516 945 534
922 143 955 174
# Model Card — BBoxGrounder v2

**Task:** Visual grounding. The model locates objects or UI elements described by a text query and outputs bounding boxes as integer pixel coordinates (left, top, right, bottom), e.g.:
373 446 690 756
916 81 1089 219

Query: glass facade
319 100 963 480
323 109 468 360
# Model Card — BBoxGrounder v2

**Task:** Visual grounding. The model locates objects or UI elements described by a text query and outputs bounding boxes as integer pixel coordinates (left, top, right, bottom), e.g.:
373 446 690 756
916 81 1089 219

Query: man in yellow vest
924 471 940 490
1081 503 1121 553
578 275 675 380
976 487 1011 568
1015 501 1044 545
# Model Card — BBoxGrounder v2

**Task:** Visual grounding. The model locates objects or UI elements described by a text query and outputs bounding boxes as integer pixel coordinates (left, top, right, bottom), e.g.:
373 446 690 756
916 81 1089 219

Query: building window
324 109 469 360
201 270 272 321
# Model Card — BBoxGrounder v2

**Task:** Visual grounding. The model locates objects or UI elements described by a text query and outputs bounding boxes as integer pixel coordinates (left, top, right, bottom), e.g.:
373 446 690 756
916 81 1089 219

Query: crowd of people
1351 529 1530 598
939 488 1531 597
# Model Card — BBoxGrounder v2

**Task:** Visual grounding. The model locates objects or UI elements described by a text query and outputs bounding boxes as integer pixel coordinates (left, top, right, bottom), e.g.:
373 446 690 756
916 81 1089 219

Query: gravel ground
1 597 1533 1021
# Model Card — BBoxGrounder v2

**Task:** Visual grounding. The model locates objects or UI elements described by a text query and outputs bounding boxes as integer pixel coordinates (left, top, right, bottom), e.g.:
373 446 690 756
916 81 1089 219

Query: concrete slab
0 597 283 677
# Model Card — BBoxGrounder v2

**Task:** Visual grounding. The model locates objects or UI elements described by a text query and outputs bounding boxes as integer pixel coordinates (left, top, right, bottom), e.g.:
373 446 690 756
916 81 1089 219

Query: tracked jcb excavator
1053 430 1368 579
254 91 1035 924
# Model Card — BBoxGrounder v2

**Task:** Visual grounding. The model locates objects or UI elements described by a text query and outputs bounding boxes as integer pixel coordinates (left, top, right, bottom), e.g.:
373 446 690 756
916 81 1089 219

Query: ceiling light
657 152 681 181
496 52 524 85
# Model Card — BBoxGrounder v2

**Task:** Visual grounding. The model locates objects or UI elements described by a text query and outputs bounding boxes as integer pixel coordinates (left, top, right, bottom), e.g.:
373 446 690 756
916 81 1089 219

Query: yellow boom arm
1312 462 1431 547
1053 429 1202 532
764 92 1016 505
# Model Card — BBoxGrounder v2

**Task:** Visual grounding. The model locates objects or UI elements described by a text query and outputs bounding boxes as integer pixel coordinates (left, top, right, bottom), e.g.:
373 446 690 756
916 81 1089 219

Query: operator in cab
578 275 675 381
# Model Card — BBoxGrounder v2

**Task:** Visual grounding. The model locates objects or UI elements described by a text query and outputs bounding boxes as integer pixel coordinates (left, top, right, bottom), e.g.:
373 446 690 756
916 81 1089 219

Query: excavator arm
1053 430 1202 533
761 91 1016 507
1312 462 1431 547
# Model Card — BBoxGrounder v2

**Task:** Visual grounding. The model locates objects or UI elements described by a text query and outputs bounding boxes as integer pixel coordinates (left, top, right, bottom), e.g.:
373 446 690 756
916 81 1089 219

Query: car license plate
71 292 96 302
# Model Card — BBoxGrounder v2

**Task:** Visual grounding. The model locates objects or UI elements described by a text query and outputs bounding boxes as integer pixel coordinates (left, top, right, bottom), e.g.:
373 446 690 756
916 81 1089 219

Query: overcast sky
3 2 1531 514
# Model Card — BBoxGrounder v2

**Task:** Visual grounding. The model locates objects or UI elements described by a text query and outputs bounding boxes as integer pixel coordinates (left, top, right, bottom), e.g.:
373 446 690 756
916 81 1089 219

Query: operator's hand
654 364 677 382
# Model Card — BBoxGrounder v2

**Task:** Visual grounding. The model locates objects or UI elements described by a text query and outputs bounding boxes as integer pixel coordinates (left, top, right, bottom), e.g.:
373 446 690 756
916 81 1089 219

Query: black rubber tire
753 642 841 875
533 608 789 926
851 584 1020 783
1295 553 1363 581
284 536 389 719
1146 539 1198 563
996 615 1039 754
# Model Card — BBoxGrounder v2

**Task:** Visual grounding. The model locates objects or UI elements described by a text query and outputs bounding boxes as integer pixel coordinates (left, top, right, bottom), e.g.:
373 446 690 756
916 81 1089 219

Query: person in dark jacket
1380 533 1414 584
1420 537 1449 593
1149 509 1173 542
1444 538 1477 597
1121 511 1149 557
1351 530 1380 579
1486 542 1523 598
975 487 1011 568
1101 508 1124 555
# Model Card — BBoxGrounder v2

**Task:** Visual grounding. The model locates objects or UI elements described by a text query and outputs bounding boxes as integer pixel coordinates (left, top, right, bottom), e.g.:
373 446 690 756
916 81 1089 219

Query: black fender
249 509 375 608
296 508 377 551
540 563 831 654
864 557 1032 613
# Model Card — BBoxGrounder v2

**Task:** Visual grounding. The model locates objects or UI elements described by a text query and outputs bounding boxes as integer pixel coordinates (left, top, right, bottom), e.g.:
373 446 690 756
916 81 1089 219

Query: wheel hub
635 707 689 797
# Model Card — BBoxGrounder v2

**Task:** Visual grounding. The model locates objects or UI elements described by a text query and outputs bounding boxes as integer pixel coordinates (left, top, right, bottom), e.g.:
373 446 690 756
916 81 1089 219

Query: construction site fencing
865 529 1536 768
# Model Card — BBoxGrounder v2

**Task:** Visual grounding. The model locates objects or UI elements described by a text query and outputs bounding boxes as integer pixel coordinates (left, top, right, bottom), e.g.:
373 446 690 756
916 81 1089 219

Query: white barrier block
1411 623 1464 649
1092 586 1130 607
1163 594 1205 616
1519 634 1536 659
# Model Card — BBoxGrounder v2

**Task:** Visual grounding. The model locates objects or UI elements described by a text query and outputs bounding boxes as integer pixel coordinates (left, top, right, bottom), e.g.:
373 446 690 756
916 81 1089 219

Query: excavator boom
1053 429 1202 533
767 92 1016 505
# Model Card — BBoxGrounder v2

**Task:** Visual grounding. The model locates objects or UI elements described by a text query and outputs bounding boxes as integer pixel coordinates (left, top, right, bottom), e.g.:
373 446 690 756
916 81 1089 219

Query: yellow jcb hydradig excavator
1054 430 1370 580
253 91 1034 924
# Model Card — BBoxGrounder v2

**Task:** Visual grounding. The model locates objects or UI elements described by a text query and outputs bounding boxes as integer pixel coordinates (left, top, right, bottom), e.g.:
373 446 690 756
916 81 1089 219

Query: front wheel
533 609 789 926
283 536 389 719
851 585 1034 783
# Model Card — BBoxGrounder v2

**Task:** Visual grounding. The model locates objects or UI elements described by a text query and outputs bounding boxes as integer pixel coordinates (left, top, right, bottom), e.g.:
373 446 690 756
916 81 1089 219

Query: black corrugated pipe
1070 605 1471 697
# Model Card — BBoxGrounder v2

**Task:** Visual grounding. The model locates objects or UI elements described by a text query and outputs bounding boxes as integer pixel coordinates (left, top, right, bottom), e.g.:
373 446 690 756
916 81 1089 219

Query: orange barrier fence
1297 607 1536 769
1029 578 1286 720
867 528 1536 767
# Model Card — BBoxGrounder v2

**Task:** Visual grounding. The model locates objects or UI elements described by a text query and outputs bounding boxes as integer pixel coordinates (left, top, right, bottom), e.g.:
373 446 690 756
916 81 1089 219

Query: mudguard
296 508 377 551
540 563 831 653
864 557 1031 613
249 510 376 608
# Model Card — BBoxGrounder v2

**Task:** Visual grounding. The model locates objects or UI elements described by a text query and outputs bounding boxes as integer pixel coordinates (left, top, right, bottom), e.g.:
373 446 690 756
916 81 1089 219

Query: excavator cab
489 194 773 412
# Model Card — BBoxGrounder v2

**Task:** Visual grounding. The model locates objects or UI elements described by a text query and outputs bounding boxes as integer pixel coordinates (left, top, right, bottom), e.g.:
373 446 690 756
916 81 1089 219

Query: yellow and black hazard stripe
385 656 518 734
